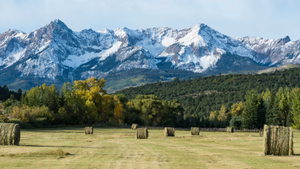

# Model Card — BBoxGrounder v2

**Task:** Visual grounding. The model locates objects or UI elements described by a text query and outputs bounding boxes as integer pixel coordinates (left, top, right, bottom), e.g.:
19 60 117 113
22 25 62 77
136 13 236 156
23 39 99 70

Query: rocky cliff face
0 19 299 87
236 36 300 66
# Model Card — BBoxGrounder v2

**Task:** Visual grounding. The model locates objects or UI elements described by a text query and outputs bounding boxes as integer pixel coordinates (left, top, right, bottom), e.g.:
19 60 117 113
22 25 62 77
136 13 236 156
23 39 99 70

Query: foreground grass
1 127 300 169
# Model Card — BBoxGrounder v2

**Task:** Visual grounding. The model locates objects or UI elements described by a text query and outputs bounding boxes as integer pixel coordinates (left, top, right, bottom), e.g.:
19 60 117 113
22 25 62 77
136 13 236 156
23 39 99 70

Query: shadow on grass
21 127 84 132
21 144 105 149
21 127 130 133
0 149 76 158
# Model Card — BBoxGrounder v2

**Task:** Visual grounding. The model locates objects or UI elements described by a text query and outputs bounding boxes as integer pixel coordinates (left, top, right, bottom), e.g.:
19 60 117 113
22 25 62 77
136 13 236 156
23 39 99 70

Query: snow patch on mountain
99 41 122 61
200 53 222 70
161 37 176 47
1 19 300 83
3 46 26 68
178 24 205 46
63 52 100 68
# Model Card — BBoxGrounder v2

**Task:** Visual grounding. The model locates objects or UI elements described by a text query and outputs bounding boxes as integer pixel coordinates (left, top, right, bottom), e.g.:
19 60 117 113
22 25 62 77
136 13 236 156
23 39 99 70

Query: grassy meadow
1 127 300 169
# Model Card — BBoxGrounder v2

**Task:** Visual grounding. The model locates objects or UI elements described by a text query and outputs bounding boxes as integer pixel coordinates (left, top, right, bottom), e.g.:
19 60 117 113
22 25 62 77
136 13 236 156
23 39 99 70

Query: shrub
230 116 242 129
10 105 53 123
0 114 8 123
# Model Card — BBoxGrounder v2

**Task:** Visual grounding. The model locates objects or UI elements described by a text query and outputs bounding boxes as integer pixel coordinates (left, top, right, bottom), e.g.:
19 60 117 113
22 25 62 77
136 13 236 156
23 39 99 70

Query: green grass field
1 127 300 169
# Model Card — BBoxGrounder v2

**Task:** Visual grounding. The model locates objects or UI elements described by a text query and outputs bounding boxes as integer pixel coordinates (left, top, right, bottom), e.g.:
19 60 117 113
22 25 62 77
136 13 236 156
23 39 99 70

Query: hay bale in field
259 129 264 137
137 128 148 139
227 127 234 133
131 123 139 130
85 127 93 134
0 123 20 145
191 127 200 135
263 125 293 156
164 127 175 137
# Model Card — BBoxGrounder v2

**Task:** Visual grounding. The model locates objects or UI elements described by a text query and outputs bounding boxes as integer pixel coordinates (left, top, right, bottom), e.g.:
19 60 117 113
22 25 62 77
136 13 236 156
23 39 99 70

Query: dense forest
0 85 22 101
116 67 300 128
2 67 300 129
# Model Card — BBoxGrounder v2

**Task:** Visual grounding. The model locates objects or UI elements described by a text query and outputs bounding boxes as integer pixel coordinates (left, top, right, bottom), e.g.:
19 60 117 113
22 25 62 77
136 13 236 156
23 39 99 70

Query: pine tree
242 90 259 129
257 95 266 129
291 87 300 129
268 93 281 125
267 87 291 126
263 89 275 125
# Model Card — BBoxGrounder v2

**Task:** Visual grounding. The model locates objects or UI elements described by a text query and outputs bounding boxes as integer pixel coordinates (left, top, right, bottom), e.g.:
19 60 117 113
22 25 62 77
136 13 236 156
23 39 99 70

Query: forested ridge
2 67 300 129
116 67 300 128
117 67 300 108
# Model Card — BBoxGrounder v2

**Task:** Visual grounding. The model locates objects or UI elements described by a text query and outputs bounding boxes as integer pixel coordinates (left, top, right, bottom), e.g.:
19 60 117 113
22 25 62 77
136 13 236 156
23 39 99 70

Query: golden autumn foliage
5 77 183 126
71 77 120 124
114 103 124 124
100 95 114 122
11 105 53 122
231 102 244 117
209 110 218 121
67 77 126 124
217 105 228 122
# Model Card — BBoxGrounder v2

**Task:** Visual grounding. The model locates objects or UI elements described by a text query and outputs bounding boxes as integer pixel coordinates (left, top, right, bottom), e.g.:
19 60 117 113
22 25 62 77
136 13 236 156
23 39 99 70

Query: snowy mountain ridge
0 19 299 85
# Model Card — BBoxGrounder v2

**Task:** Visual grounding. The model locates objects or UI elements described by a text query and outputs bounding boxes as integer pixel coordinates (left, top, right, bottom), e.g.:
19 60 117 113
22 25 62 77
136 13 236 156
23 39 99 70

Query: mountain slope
0 19 299 90
256 64 300 74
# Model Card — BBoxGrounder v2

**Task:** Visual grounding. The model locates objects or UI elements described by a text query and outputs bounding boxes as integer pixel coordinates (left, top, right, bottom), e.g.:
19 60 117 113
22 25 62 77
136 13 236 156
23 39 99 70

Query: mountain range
0 19 299 91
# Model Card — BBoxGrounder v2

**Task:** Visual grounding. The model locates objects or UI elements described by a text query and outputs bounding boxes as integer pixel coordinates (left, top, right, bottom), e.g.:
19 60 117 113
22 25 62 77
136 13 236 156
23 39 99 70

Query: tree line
211 87 300 129
0 85 22 102
0 77 182 128
2 67 300 129
116 67 300 128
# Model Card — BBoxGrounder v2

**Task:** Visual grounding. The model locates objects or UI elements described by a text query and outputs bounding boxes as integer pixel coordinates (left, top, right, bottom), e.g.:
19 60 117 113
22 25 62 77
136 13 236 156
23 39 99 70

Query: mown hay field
1 127 300 169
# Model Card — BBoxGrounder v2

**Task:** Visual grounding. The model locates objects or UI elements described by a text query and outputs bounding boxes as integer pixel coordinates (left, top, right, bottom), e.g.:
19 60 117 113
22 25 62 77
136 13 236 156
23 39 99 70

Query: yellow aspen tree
217 105 227 121
231 102 244 117
114 103 124 124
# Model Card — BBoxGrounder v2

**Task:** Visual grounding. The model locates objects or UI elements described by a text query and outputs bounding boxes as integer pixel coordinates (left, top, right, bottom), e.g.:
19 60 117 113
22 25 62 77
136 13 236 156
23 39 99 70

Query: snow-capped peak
0 19 300 84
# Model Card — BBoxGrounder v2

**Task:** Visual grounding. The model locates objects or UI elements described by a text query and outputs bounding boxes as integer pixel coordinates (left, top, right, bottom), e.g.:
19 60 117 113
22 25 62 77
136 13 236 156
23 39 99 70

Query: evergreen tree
257 95 266 128
230 116 242 129
242 90 259 129
263 89 275 125
267 87 291 126
291 87 300 129
268 93 281 125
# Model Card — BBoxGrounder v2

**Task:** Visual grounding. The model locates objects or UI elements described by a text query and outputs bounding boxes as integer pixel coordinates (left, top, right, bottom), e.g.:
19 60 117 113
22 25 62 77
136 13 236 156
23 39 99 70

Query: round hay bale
85 127 93 134
263 125 293 156
0 123 20 145
191 127 200 135
131 124 139 130
263 124 270 155
164 127 175 137
289 127 293 156
137 128 148 139
227 127 234 133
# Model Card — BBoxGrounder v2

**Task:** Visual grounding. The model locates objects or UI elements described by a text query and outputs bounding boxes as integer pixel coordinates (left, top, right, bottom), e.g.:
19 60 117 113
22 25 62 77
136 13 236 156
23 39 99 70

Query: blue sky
0 0 299 40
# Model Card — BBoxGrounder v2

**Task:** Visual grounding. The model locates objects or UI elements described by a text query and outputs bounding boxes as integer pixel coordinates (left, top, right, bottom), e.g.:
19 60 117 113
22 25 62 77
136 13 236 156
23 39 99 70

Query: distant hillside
105 69 201 93
115 67 300 125
257 64 300 74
